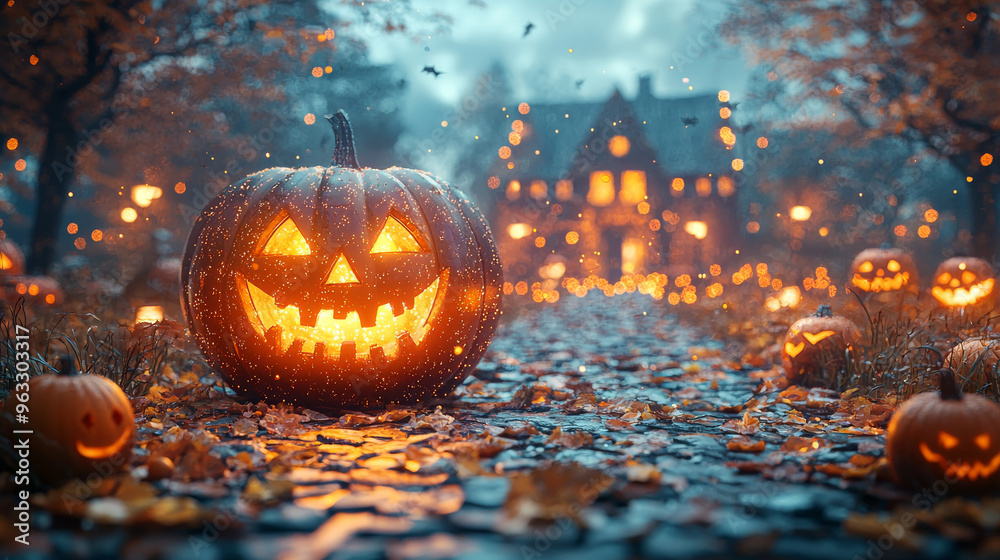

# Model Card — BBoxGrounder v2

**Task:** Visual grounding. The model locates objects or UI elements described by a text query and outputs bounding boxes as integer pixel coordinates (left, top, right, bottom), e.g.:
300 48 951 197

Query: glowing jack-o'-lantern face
931 257 995 308
781 306 860 385
0 240 24 277
916 431 1000 483
238 211 445 363
887 370 1000 493
0 359 135 486
182 111 502 409
850 248 918 293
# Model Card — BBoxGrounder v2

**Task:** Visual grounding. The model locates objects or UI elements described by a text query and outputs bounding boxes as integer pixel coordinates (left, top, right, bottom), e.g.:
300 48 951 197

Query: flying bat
421 66 444 78
523 22 535 37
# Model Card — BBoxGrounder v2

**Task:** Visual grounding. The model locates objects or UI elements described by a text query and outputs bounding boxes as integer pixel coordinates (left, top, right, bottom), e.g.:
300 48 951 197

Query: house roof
501 89 732 181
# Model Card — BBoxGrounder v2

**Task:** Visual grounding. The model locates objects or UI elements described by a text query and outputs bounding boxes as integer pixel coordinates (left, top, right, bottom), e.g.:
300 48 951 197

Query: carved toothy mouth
238 269 448 363
919 442 1000 481
932 279 995 306
852 272 910 292
76 429 132 459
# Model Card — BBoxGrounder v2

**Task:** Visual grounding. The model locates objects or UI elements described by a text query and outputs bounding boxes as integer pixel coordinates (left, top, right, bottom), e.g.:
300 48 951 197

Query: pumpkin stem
814 305 833 318
58 355 79 376
326 110 361 169
938 368 963 401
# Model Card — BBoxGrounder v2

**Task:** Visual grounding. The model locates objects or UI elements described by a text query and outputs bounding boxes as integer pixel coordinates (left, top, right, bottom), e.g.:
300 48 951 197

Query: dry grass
0 298 183 397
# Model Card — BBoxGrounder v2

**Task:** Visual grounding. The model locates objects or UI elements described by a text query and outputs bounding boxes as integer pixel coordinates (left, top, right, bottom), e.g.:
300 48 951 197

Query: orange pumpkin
887 369 1000 493
781 306 861 384
0 358 135 486
850 248 918 294
931 257 995 309
0 240 24 277
945 338 1000 395
182 111 502 409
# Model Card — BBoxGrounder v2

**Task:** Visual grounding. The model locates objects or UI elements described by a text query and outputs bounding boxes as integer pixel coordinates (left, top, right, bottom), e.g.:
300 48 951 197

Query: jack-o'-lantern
887 369 1000 493
0 240 25 278
931 257 995 308
2 275 63 306
0 358 135 486
781 305 861 384
850 248 918 293
945 338 1000 395
182 111 502 409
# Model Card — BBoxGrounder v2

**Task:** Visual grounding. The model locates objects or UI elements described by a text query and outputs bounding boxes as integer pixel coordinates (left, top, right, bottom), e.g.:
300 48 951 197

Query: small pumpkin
2 275 63 306
182 110 502 409
781 305 861 384
931 257 995 309
850 248 918 293
945 338 1000 395
0 240 25 277
0 358 135 486
887 369 1000 493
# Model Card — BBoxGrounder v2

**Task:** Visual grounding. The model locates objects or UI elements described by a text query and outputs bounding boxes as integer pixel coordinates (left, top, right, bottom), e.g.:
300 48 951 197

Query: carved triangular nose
325 254 359 284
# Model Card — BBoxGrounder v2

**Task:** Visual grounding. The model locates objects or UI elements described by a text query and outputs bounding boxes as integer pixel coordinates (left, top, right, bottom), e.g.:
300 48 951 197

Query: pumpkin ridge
395 169 485 387
406 168 503 390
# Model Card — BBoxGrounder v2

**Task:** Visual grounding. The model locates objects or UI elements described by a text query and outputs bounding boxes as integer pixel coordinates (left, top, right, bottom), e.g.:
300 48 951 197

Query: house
477 76 742 289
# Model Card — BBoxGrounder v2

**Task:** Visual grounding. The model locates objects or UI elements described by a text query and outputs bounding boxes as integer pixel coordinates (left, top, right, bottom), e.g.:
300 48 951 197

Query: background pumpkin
0 358 135 486
945 338 1000 396
781 306 861 385
887 369 1000 493
182 111 502 409
930 257 995 309
0 240 25 277
849 248 919 294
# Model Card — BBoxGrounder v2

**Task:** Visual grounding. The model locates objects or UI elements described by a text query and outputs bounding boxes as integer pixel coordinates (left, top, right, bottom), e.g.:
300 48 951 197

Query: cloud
323 0 748 175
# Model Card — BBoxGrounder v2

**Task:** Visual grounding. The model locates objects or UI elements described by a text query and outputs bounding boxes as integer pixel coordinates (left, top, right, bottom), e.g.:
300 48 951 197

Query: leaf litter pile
6 295 1000 559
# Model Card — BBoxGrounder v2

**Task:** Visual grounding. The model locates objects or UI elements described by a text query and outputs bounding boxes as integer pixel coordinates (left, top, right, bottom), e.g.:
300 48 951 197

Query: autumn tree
722 0 1000 259
0 0 426 273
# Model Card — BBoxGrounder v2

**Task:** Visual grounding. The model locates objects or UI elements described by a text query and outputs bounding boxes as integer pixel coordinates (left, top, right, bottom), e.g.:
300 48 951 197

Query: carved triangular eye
939 431 960 449
976 434 991 450
371 215 425 254
325 254 359 284
858 261 873 273
263 217 311 255
0 252 11 270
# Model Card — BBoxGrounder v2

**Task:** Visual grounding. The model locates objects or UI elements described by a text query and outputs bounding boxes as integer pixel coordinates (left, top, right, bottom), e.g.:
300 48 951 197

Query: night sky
324 0 748 176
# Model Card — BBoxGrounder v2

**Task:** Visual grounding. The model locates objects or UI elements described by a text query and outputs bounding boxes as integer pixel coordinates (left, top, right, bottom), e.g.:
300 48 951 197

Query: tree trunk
969 175 998 261
26 113 78 274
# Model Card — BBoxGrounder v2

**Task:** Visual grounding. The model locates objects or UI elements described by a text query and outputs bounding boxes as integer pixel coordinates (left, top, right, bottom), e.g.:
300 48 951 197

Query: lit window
506 180 521 200
684 221 708 240
695 177 711 197
588 171 615 207
555 179 573 200
790 206 812 221
620 170 646 205
529 180 547 200
717 176 735 197
621 238 645 275
608 135 630 157
507 223 532 239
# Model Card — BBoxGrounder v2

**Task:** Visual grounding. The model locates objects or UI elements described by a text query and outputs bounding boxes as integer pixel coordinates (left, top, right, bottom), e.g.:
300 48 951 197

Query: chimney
638 75 653 99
